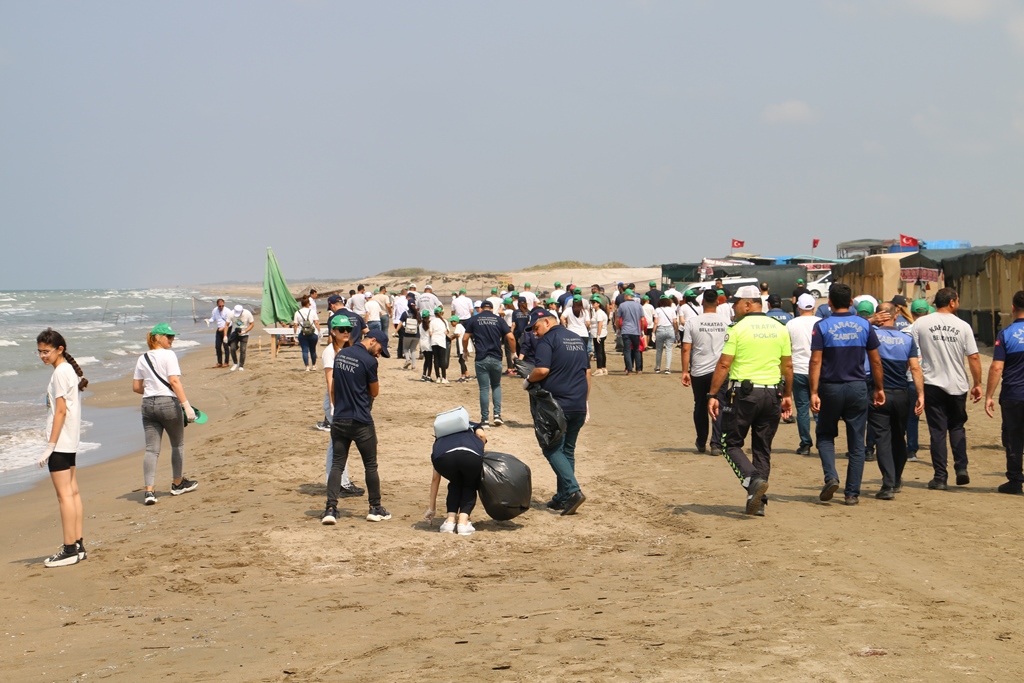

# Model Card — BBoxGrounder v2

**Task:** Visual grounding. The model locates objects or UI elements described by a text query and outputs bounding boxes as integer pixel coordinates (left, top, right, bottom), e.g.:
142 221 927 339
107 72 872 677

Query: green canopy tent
261 248 300 357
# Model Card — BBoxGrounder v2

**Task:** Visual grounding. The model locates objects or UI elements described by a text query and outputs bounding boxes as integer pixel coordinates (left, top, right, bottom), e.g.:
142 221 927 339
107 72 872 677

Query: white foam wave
0 340 19 347
74 306 103 311
0 297 16 302
0 370 18 377
75 356 100 365
109 348 128 356
121 305 144 309
173 340 201 348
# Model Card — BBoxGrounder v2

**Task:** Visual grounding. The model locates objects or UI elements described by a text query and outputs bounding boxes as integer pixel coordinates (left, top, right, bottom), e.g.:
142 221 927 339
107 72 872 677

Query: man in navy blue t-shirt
526 308 591 516
323 330 391 525
462 300 516 426
986 290 1024 494
809 283 884 506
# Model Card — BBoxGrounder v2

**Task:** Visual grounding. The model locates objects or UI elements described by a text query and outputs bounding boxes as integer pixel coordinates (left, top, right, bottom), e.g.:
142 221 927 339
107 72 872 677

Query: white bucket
433 406 470 438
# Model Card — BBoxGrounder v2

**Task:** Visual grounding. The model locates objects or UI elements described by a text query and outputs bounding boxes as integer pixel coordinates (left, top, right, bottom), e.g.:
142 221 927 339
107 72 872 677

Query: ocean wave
0 297 16 302
109 348 128 356
121 305 144 309
0 370 18 377
173 340 201 348
74 306 103 311
75 356 100 365
0 340 18 347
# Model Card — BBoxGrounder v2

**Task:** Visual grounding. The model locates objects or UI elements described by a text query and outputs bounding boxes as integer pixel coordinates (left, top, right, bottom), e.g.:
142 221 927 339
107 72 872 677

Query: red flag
900 234 920 247
731 239 745 249
812 238 820 249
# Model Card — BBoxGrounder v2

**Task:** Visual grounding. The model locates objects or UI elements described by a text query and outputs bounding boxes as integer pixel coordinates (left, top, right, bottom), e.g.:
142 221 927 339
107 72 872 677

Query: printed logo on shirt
337 354 361 375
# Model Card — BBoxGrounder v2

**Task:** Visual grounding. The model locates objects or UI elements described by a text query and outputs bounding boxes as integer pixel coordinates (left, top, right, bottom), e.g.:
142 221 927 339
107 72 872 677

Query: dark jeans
503 338 515 370
623 334 642 372
869 388 909 489
367 320 382 331
397 325 406 357
593 336 607 369
721 387 781 482
816 381 869 497
433 450 483 515
924 385 969 483
792 373 813 448
422 350 434 377
298 332 318 366
543 412 586 504
1002 399 1024 483
475 356 504 421
690 372 726 451
327 419 381 507
906 382 919 453
228 334 248 368
431 344 447 379
214 329 229 364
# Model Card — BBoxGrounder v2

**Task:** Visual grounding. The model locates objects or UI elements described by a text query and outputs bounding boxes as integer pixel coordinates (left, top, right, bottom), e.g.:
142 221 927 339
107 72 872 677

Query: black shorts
48 451 77 473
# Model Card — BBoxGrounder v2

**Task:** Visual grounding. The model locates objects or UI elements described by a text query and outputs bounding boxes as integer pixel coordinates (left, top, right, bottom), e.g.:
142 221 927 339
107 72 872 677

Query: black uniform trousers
1002 399 1024 483
923 385 969 484
869 387 909 489
690 372 727 451
721 386 781 482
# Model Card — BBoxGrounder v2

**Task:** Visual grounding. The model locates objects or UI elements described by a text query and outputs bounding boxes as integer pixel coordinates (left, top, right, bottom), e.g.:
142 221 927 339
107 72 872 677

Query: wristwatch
706 393 716 400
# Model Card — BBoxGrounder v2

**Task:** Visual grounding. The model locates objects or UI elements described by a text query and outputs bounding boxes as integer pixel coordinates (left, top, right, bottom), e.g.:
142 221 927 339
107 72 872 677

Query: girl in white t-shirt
419 310 435 382
589 298 609 376
429 311 451 383
36 328 89 568
653 296 678 374
133 323 199 506
451 317 470 382
561 296 591 339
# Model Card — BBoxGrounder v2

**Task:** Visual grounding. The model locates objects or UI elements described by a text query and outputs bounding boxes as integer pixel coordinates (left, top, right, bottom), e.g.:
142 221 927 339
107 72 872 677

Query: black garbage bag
528 386 567 451
478 452 532 521
514 359 534 379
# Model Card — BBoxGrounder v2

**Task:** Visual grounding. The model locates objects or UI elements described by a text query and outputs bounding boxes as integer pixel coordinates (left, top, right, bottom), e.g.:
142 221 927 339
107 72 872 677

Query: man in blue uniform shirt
810 283 885 506
525 308 591 516
322 329 391 525
985 290 1024 494
462 300 517 427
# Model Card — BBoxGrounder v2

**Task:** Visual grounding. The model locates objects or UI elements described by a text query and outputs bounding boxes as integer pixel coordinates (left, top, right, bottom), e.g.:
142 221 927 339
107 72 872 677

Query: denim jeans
475 356 504 421
298 332 318 366
367 320 382 331
816 381 869 497
141 396 185 487
228 334 248 368
654 327 674 372
623 334 642 372
792 373 813 448
543 412 586 504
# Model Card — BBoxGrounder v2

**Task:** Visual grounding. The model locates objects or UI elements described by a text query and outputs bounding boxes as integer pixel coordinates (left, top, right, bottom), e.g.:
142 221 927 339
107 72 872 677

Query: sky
1 0 1023 289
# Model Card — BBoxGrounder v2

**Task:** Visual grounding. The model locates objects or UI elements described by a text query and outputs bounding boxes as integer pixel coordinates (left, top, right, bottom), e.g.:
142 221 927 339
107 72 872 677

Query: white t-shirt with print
683 313 730 377
134 348 182 399
47 362 81 452
911 312 980 395
226 309 255 337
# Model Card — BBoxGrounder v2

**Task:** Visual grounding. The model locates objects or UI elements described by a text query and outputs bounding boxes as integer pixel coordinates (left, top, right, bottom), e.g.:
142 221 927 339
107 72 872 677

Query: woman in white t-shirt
641 296 656 348
589 297 609 376
652 295 678 374
450 316 470 382
428 310 451 383
132 323 199 506
419 310 435 382
36 328 90 568
561 295 591 340
292 295 320 371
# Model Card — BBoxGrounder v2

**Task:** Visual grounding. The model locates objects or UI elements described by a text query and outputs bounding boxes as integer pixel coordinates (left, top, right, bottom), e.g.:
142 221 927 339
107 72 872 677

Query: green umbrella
261 247 301 326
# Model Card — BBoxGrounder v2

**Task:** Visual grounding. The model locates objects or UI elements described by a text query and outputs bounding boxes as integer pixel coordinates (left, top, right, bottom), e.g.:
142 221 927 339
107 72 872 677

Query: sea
0 288 259 496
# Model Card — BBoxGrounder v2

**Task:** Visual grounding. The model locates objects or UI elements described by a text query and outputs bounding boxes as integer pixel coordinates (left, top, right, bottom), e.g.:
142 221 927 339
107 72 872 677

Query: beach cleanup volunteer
525 308 590 516
462 300 516 426
985 290 1024 495
707 285 793 516
322 329 392 524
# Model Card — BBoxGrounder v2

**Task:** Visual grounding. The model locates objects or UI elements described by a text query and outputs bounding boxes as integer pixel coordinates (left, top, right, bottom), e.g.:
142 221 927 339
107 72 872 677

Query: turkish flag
731 239 745 249
900 234 920 247
812 238 820 249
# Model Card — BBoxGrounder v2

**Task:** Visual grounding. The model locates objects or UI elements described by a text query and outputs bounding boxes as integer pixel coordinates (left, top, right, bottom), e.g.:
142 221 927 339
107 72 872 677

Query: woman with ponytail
132 323 199 505
36 328 88 568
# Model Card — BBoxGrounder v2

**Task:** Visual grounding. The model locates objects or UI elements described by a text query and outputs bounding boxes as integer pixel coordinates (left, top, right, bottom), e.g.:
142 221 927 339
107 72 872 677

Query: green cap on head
330 316 353 329
452 291 458 297
660 293 671 300
642 295 649 301
554 281 562 287
435 306 443 313
450 316 460 323
797 278 805 285
421 310 431 319
491 287 498 294
459 288 466 294
503 297 513 305
509 291 519 298
624 288 634 296
649 281 657 287
150 323 176 336
591 295 602 302
572 294 583 302
524 282 531 287
685 289 696 298
546 298 558 305
856 300 875 315
911 299 930 314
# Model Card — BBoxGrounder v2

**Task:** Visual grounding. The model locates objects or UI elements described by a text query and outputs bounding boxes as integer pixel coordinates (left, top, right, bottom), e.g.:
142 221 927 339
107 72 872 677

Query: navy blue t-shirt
994 319 1024 403
766 308 793 323
519 332 538 365
431 430 485 462
462 311 511 361
535 324 590 414
874 327 918 390
336 308 365 345
512 309 530 339
811 311 879 383
332 343 378 424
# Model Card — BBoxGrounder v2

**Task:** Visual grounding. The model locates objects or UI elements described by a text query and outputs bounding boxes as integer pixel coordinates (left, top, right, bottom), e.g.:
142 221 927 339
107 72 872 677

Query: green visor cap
797 279 805 285
434 306 443 313
554 281 562 287
590 295 602 302
491 288 498 294
910 299 930 314
524 282 531 287
150 323 176 336
330 316 353 329
856 300 875 315
503 297 513 305
459 288 466 294
642 295 649 301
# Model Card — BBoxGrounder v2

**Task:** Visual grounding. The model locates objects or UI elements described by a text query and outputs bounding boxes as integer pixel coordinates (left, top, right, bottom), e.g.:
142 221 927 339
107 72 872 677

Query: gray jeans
142 396 185 487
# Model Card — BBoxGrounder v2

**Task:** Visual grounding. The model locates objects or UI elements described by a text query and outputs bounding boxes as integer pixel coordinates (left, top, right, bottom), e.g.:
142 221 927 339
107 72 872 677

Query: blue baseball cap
526 308 556 330
365 330 390 357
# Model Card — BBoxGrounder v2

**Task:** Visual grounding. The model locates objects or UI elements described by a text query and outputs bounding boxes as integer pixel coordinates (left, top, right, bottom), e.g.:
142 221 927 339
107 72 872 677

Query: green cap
649 281 657 287
797 278 805 285
554 281 561 287
150 323 176 336
503 297 513 305
451 291 458 297
421 310 431 318
911 299 930 314
434 306 443 313
590 295 602 302
491 287 498 294
572 294 583 302
685 289 696 297
856 300 875 315
450 316 460 323
459 288 466 294
642 295 649 301
660 293 671 300
524 282 531 287
624 288 634 296
546 298 558 305
509 291 519 298
330 316 353 329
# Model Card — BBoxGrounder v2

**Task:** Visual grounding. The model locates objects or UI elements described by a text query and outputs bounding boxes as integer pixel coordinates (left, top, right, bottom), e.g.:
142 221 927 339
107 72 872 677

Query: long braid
63 352 89 391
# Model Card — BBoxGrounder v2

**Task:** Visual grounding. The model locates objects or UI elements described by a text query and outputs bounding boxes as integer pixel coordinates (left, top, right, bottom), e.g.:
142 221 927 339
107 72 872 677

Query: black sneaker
546 497 565 511
875 487 896 500
695 444 706 454
709 445 723 457
76 540 87 561
927 479 947 490
755 497 767 517
906 452 920 462
366 506 392 522
493 416 504 426
955 469 970 486
894 478 903 493
820 478 840 501
997 481 1023 495
796 444 812 456
44 544 80 568
745 477 769 515
320 506 338 525
144 491 157 505
561 491 587 516
171 478 199 496
864 451 877 462
341 483 366 496
315 420 331 432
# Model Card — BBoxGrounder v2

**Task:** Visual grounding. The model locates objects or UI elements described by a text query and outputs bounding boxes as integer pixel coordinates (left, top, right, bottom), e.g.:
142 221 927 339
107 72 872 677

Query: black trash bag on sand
528 385 567 451
478 452 532 521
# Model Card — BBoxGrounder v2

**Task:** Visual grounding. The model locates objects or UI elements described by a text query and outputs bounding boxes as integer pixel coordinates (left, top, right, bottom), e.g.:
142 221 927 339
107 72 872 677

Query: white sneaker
457 522 475 536
237 367 245 372
440 378 450 384
439 520 456 533
230 364 238 372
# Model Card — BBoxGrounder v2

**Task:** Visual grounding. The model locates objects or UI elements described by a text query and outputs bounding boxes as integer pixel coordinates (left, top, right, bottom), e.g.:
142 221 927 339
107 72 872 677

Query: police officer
708 285 793 516
524 308 591 516
985 290 1024 494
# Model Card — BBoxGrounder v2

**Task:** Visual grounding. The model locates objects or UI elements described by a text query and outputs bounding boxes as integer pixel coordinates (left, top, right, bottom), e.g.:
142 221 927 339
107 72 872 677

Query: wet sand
2 334 1022 682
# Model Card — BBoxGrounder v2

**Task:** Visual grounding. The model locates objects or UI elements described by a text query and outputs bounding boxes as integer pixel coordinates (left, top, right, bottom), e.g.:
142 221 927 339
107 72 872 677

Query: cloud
904 0 999 22
762 100 818 125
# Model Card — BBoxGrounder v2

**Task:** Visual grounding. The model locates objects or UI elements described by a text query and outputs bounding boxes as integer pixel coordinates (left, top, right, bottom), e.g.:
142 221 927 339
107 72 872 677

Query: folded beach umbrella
261 247 301 326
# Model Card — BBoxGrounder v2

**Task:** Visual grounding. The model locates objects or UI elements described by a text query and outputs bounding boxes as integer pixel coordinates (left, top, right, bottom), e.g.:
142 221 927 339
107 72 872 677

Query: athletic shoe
144 491 157 505
493 416 504 426
654 369 661 374
320 506 338 525
875 487 896 500
170 478 199 496
315 420 331 432
997 481 1023 495
44 544 80 568
695 444 706 454
820 478 840 501
894 478 903 493
545 497 565 511
755 497 767 517
745 477 769 515
340 483 365 496
456 377 468 383
237 367 245 372
782 416 796 424
796 444 812 456
230 364 238 372
480 422 490 429
844 495 859 506
561 491 587 516
457 522 476 536
439 520 456 533
709 445 723 457
906 452 919 462
955 469 970 486
366 506 392 522
663 370 671 375
76 540 87 561
440 378 450 384
927 479 947 490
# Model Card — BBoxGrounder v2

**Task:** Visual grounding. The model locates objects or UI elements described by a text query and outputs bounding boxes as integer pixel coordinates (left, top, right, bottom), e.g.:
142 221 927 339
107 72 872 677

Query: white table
263 327 328 358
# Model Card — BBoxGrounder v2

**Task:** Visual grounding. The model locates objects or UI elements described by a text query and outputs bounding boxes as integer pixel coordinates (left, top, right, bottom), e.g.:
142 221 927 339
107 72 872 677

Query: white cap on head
410 283 417 289
797 293 816 310
233 305 244 315
734 285 761 300
424 284 433 290
852 294 878 310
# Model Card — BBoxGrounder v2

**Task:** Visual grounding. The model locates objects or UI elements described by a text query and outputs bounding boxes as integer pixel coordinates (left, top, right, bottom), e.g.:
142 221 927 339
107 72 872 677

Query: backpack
298 309 315 336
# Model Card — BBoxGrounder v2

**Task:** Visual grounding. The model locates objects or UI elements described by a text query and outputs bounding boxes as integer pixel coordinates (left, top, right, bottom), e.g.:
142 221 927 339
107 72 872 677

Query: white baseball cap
232 305 244 316
734 285 761 299
797 293 816 310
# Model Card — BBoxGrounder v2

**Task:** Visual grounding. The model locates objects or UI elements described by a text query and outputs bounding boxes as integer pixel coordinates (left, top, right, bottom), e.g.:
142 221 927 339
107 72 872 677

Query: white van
806 273 831 298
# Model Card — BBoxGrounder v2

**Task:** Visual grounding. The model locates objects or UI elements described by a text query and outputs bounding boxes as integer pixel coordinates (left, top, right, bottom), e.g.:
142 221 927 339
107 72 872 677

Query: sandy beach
3 329 1023 682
